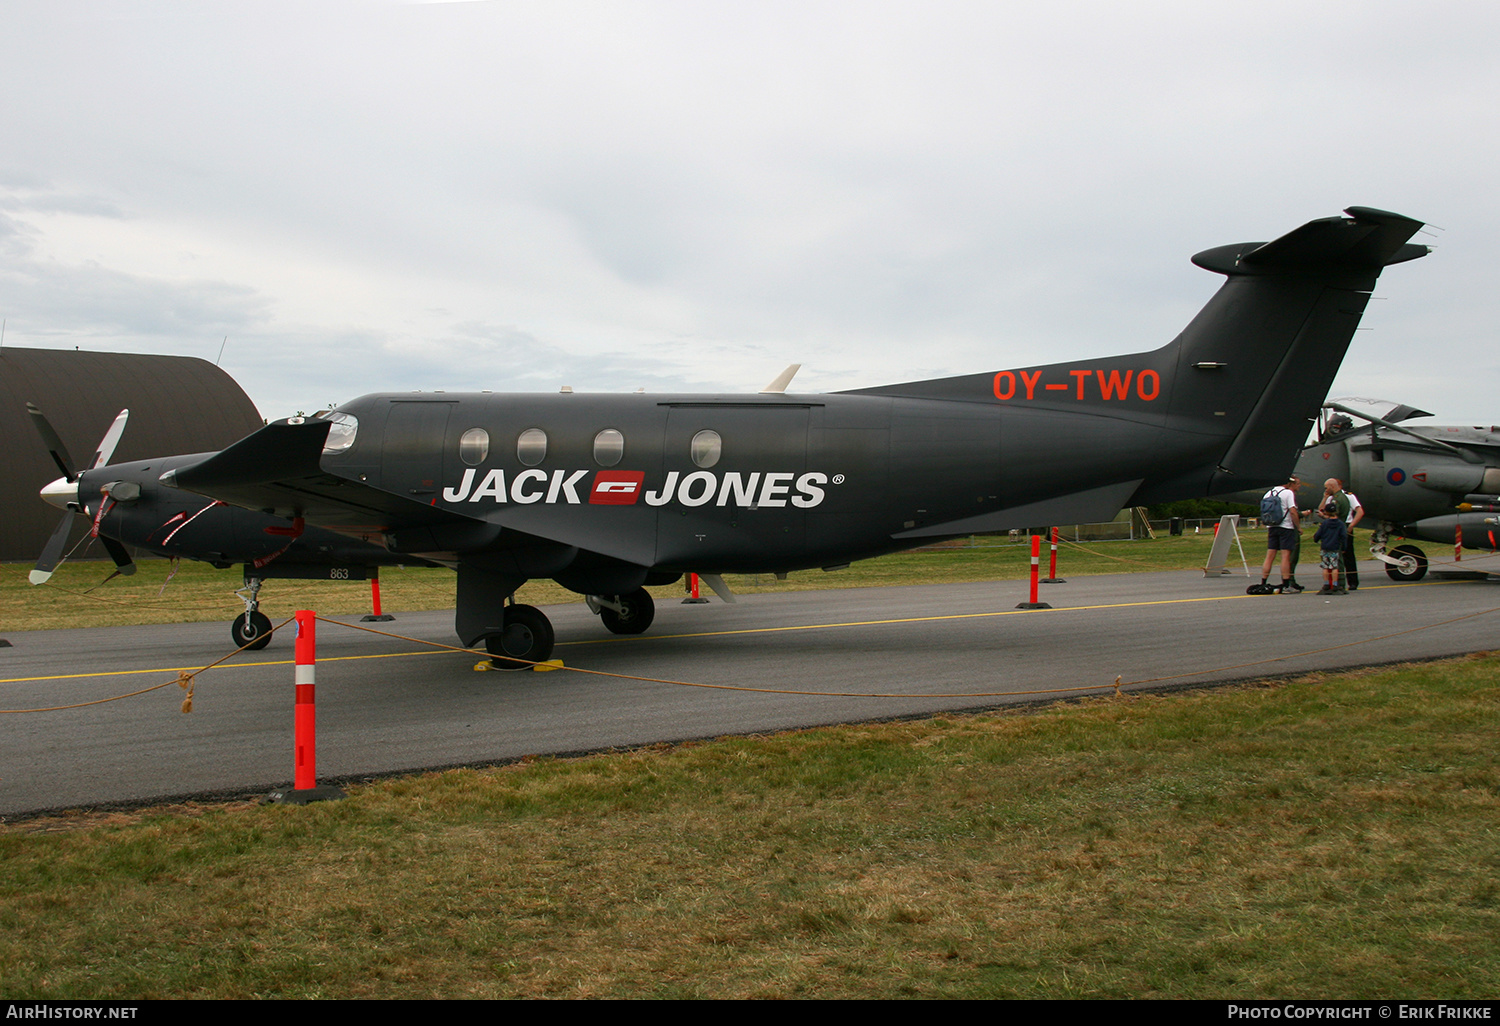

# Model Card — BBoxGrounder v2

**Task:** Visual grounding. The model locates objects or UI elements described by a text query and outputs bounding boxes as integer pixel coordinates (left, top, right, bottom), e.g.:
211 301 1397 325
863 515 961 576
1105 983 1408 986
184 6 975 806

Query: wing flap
891 479 1143 539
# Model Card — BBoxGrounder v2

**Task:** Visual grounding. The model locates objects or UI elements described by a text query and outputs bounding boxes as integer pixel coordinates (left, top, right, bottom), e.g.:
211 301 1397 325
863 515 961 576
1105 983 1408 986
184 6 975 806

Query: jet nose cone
40 475 77 511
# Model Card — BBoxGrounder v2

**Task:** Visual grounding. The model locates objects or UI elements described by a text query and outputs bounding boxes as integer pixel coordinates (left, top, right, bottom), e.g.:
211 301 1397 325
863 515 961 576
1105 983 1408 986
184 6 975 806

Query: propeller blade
30 513 74 585
99 536 137 576
26 402 78 482
91 409 129 469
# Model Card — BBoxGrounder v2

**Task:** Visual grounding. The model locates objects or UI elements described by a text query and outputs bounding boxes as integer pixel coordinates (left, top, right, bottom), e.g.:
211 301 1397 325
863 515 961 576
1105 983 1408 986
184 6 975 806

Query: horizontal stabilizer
1192 207 1428 278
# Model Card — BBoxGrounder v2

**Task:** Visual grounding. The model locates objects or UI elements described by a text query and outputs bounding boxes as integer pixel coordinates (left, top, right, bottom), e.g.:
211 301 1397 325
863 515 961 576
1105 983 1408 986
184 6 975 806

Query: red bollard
361 567 395 622
294 610 317 791
1041 525 1066 583
269 610 345 805
1016 534 1052 610
682 571 709 604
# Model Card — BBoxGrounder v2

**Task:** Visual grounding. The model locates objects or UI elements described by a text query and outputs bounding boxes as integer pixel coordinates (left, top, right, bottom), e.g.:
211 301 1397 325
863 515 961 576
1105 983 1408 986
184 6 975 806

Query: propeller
26 404 136 585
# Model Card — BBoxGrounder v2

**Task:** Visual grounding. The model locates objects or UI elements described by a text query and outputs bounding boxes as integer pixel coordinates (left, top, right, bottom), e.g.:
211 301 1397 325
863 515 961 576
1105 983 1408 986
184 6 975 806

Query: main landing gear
586 587 656 635
232 577 274 651
483 603 556 669
478 589 655 670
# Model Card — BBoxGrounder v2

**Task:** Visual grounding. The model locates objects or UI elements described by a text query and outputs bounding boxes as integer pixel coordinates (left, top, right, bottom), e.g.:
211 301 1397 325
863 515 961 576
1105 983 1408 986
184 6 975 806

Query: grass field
3 654 1496 999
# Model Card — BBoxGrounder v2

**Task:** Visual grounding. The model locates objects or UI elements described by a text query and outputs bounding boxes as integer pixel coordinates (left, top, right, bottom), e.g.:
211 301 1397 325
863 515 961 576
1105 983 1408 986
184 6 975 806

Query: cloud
0 1 1494 421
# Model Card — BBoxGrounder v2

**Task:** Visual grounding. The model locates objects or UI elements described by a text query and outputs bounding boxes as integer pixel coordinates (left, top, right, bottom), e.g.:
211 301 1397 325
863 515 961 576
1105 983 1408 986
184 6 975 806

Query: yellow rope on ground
0 615 296 714
1052 537 1184 569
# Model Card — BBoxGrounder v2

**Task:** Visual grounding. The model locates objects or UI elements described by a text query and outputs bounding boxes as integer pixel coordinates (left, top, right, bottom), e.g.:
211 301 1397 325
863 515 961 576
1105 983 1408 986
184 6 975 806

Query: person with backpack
1251 475 1303 594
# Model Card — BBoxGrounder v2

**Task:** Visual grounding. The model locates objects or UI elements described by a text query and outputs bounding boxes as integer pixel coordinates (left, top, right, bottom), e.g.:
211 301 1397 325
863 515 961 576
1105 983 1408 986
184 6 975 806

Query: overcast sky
1 0 1494 423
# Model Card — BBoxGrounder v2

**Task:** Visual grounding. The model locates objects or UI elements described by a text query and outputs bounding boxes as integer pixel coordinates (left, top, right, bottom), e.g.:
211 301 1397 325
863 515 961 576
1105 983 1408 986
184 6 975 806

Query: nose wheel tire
231 610 274 651
600 587 655 635
1384 544 1428 582
485 604 555 669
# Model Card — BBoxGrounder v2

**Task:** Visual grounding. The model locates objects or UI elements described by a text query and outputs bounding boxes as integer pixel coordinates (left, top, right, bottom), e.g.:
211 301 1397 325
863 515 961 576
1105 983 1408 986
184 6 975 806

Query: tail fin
1184 206 1427 494
841 206 1428 501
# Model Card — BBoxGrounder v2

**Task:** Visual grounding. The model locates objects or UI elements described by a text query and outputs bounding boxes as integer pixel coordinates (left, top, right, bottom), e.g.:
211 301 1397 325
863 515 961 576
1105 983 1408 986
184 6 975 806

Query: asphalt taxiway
3 559 1497 817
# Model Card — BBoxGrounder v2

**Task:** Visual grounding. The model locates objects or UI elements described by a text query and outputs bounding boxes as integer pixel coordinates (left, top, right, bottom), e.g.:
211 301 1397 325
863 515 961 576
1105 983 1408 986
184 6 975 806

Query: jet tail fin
1186 206 1429 495
839 206 1428 504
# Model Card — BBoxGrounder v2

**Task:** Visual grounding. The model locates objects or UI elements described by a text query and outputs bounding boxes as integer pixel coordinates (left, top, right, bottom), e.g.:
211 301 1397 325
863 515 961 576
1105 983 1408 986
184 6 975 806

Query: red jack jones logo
589 471 645 505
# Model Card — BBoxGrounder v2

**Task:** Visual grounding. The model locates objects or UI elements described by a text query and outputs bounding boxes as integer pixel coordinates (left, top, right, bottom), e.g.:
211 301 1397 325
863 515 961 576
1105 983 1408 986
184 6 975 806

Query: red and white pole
1029 534 1041 603
1016 534 1053 609
1041 525 1066 583
269 609 343 804
294 609 317 791
1456 523 1463 562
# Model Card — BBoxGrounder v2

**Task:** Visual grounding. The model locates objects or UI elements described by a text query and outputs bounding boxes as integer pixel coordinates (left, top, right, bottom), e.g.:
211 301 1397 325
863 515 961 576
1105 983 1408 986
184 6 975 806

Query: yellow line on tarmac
554 578 1450 647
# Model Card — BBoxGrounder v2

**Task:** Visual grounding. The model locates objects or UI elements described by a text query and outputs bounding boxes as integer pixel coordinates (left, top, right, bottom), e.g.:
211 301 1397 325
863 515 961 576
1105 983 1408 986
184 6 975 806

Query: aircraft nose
40 475 78 511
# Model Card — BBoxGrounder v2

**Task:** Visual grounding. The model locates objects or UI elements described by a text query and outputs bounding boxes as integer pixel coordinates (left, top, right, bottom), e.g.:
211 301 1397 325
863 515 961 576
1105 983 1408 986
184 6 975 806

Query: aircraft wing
162 417 659 566
162 418 460 531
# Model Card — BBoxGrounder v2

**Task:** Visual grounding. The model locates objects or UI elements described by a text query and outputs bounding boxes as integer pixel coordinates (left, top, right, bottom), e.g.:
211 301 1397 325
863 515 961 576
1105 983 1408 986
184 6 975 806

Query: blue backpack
1259 488 1284 526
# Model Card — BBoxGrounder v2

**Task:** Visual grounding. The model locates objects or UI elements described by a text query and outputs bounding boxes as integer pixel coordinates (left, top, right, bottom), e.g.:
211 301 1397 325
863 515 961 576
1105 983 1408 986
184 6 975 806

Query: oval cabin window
517 427 547 466
459 428 489 466
691 429 722 469
594 428 625 467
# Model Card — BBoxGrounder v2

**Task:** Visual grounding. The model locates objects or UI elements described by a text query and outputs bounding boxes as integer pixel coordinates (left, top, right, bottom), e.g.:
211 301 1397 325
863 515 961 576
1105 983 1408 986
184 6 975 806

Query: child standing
1314 497 1349 595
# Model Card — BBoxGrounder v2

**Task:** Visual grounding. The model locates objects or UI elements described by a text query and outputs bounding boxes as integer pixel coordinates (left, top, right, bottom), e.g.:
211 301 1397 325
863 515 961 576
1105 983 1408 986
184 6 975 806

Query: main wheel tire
1385 544 1428 582
485 604 555 669
599 587 655 635
231 610 274 651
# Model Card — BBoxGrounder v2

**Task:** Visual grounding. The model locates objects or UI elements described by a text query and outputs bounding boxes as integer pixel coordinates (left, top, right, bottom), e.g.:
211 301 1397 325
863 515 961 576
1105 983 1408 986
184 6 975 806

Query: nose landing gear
231 577 274 651
1371 525 1430 582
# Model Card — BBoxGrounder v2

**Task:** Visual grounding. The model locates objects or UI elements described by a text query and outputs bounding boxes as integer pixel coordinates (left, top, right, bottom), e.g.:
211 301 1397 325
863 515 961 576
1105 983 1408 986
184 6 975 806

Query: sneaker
1284 581 1306 593
1333 586 1347 595
1318 585 1334 595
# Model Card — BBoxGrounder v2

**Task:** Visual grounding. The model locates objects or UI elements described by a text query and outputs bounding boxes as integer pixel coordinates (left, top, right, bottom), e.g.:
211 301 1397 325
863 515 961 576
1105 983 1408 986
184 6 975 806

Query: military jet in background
33 206 1429 666
1295 399 1500 581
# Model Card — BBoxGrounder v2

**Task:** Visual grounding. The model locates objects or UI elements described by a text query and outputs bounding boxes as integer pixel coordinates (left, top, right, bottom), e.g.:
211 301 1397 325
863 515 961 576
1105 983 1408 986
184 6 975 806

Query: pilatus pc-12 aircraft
32 206 1429 666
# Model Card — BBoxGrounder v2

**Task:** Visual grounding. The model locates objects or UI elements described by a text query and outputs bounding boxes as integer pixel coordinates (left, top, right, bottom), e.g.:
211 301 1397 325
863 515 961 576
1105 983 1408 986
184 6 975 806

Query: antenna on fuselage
759 364 801 394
